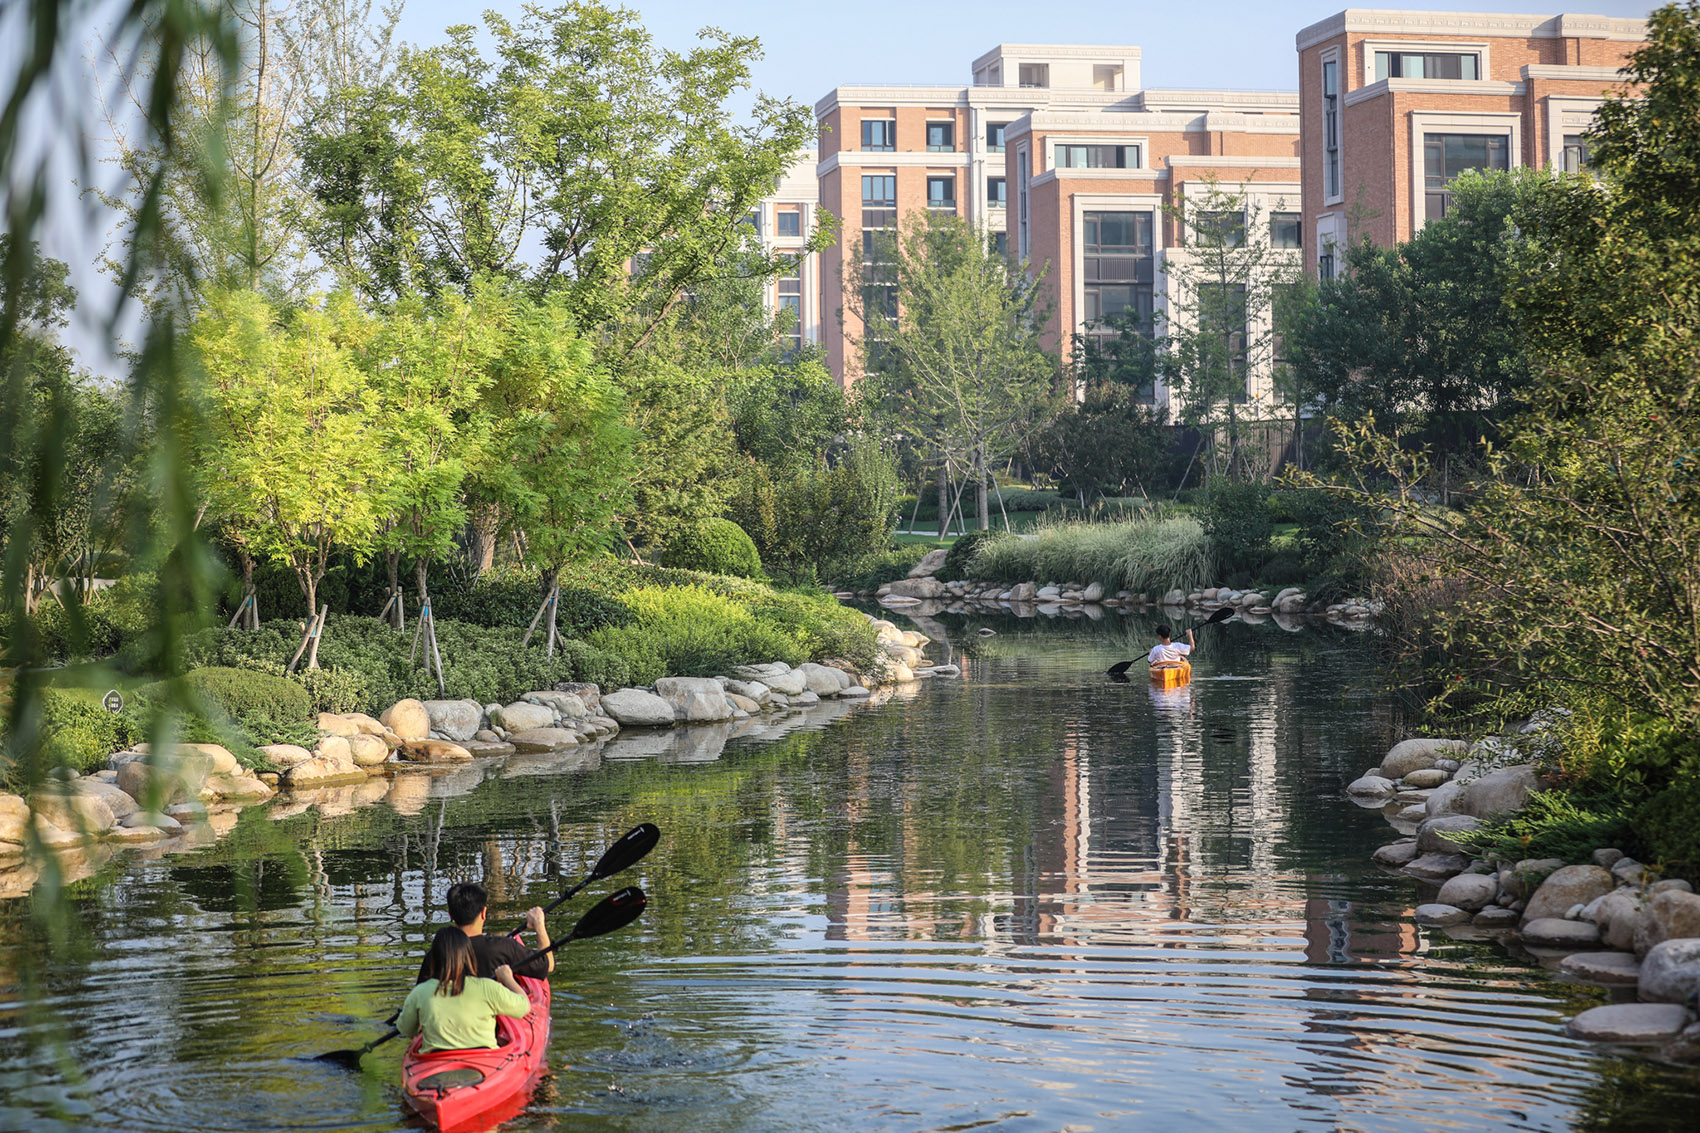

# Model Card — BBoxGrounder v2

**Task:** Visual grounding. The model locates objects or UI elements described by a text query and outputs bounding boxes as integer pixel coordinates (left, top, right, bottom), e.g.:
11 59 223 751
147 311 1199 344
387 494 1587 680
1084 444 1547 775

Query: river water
1 610 1697 1131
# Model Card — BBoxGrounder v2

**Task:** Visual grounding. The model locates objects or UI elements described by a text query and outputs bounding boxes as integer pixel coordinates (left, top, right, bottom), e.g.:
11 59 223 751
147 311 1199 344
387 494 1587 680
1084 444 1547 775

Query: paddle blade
1203 607 1234 626
1106 660 1135 677
591 823 659 881
568 886 647 942
316 1049 367 1070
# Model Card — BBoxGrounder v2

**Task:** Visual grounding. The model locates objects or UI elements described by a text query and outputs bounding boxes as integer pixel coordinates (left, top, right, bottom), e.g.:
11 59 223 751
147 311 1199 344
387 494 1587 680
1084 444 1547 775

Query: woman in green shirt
398 927 533 1052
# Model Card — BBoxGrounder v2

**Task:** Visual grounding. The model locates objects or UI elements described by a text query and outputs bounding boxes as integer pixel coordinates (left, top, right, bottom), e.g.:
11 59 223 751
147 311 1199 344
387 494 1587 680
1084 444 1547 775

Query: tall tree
847 213 1058 531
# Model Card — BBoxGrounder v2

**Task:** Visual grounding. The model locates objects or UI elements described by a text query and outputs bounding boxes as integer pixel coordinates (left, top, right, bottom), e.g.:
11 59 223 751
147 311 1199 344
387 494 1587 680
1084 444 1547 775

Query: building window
1093 64 1123 92
776 210 801 237
1057 144 1140 169
1322 59 1340 200
1198 282 1250 402
987 123 1007 153
1375 51 1479 81
1318 250 1335 282
987 177 1007 208
861 118 895 152
1270 212 1302 249
926 121 955 152
989 231 1008 258
1424 133 1509 220
926 175 956 212
777 267 802 354
1562 134 1592 174
861 175 898 333
1018 63 1049 88
1082 210 1155 332
1017 146 1030 260
1194 210 1246 247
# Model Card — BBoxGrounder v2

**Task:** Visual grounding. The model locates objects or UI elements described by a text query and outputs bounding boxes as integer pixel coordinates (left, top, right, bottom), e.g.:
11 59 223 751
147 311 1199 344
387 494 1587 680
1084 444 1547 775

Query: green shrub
30 689 142 775
1199 481 1273 577
292 666 371 714
431 570 634 634
1634 780 1700 878
726 437 901 577
182 667 312 724
942 531 1011 580
1454 789 1635 864
663 518 765 578
968 515 1213 595
1280 487 1378 579
588 585 804 683
18 573 161 662
829 545 931 590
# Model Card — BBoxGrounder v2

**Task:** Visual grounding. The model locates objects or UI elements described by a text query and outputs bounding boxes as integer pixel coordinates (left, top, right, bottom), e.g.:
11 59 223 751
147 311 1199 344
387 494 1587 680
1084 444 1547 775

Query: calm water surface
2 611 1697 1132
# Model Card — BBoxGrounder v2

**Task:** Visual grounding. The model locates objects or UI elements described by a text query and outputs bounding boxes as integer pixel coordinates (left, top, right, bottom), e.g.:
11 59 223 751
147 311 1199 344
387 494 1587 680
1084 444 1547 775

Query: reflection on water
1 610 1696 1132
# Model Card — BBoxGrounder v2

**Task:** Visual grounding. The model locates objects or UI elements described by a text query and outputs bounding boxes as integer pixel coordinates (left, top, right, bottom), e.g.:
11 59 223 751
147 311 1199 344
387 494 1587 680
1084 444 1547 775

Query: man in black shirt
416 881 555 984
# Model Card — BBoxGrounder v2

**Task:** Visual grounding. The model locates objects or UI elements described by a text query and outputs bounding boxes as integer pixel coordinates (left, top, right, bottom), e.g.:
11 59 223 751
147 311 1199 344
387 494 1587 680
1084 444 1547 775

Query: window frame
1321 50 1342 204
986 176 1007 208
775 209 802 238
925 120 956 153
1407 111 1520 232
986 122 1008 153
1270 211 1302 249
1362 38 1490 88
926 174 957 212
860 117 896 152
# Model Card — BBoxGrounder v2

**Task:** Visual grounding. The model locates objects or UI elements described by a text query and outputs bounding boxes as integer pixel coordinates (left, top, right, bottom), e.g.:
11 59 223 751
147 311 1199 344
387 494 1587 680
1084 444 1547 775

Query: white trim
1296 11 1645 52
1031 168 1170 189
1044 133 1148 174
816 151 973 176
1522 64 1631 83
1359 38 1489 87
1409 110 1521 234
1321 47 1344 206
1166 156 1302 169
1345 76 1523 106
972 43 1144 69
1545 95 1605 171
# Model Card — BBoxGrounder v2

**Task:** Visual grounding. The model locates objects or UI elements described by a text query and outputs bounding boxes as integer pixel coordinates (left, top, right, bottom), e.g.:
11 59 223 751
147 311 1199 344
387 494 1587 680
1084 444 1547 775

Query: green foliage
19 574 159 663
26 690 142 778
1199 482 1274 576
1634 781 1700 877
942 530 1010 581
726 362 853 472
179 667 311 726
616 362 738 548
726 437 901 579
664 518 764 579
827 545 932 592
431 569 633 635
1026 385 1171 506
968 515 1214 595
1454 790 1635 864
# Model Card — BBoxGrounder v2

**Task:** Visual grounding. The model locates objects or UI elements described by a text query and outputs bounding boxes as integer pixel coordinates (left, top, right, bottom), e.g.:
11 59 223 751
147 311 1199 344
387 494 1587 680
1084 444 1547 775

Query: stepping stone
1472 905 1521 929
1566 1003 1689 1044
1558 950 1641 986
1416 903 1471 926
1521 917 1603 950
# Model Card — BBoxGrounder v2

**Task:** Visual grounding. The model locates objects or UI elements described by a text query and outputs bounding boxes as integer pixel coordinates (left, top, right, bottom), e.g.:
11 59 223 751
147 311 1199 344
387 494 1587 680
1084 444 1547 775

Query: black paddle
1106 607 1234 677
505 822 659 937
316 887 649 1070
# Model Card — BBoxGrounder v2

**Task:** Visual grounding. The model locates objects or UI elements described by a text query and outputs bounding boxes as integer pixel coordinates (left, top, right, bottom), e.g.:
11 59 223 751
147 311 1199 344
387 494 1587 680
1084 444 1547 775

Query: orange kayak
400 974 551 1132
1150 660 1192 688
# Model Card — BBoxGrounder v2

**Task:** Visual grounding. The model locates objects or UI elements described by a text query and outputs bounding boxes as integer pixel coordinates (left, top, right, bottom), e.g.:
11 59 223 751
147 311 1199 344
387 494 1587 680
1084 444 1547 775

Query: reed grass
968 515 1214 595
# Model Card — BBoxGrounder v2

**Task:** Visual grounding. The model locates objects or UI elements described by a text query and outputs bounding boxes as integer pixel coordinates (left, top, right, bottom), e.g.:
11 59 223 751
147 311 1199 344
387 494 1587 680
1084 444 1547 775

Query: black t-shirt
414 931 552 984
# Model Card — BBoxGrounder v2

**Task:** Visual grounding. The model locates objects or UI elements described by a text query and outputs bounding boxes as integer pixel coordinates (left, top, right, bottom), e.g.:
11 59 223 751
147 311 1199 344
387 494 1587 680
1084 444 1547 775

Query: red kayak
400 973 551 1132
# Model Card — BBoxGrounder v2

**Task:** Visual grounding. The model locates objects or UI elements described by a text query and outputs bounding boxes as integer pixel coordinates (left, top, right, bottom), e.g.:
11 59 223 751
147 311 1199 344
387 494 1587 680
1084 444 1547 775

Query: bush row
966 516 1215 596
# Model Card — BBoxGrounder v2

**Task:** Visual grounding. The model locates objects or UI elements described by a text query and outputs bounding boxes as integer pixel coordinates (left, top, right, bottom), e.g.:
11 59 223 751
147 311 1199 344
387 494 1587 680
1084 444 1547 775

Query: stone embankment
0 613 948 897
1351 732 1700 1062
844 548 1380 629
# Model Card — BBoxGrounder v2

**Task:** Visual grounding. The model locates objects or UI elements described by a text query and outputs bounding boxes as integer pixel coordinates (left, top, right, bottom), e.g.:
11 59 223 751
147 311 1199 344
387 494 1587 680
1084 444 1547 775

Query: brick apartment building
752 10 1646 415
1297 9 1645 279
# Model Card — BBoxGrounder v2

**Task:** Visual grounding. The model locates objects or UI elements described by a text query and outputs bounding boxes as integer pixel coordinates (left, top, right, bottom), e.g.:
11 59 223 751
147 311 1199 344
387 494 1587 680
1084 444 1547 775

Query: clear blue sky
395 0 1658 103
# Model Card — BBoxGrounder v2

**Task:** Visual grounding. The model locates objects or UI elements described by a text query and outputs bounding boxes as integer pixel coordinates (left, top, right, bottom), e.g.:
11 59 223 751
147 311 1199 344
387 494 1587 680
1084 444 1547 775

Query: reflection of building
1296 9 1646 278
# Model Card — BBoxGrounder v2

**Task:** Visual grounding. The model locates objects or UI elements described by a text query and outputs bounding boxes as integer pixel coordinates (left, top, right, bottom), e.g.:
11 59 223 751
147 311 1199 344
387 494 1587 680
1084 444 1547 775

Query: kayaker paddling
399 928 533 1054
415 882 554 984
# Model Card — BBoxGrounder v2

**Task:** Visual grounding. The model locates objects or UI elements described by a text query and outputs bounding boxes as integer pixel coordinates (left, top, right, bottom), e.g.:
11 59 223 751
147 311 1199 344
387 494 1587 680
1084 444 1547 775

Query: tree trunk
414 558 430 604
466 504 499 577
936 457 950 539
975 444 989 532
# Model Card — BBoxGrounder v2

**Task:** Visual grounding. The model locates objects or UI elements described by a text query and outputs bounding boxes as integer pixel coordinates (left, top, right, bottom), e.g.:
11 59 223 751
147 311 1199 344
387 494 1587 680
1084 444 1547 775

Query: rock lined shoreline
841 548 1381 628
0 612 949 897
1352 734 1700 1062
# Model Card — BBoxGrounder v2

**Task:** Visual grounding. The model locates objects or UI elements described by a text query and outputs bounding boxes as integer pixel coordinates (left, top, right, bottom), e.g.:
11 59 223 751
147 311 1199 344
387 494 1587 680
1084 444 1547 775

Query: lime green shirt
397 977 532 1052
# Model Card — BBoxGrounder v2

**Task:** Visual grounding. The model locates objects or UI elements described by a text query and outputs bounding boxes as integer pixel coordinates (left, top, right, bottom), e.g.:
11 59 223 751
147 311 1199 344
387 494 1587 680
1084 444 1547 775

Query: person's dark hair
1155 625 1172 640
424 927 478 997
446 882 488 927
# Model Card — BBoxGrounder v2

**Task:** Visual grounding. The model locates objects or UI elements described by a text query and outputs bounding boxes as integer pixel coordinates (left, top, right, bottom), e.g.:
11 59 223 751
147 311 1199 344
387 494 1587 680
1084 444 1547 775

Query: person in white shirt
1147 624 1194 666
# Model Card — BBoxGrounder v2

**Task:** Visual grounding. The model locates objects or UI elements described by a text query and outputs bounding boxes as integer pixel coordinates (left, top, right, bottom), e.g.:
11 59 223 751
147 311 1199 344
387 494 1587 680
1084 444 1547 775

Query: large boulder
341 712 387 736
600 688 676 727
654 677 734 723
1424 779 1465 818
380 699 431 741
723 679 770 704
1567 1003 1690 1044
422 699 483 742
258 744 314 768
347 734 391 767
1639 938 1700 1005
72 779 138 822
316 712 360 737
796 663 848 696
1417 814 1483 854
1521 918 1603 950
1437 872 1498 912
1634 890 1700 955
398 739 473 764
0 794 30 846
175 743 237 777
1595 887 1648 952
1380 738 1468 780
886 577 946 599
1524 865 1614 923
762 668 809 697
1455 765 1542 820
495 701 555 733
527 691 588 719
203 773 274 802
507 728 581 753
30 788 115 837
553 683 601 712
907 548 948 578
282 746 365 786
1404 852 1469 883
1346 774 1396 799
116 754 208 808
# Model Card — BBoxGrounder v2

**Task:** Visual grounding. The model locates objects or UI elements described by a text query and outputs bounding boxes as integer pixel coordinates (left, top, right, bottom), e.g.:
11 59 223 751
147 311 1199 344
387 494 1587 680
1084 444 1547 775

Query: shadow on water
1 607 1696 1131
